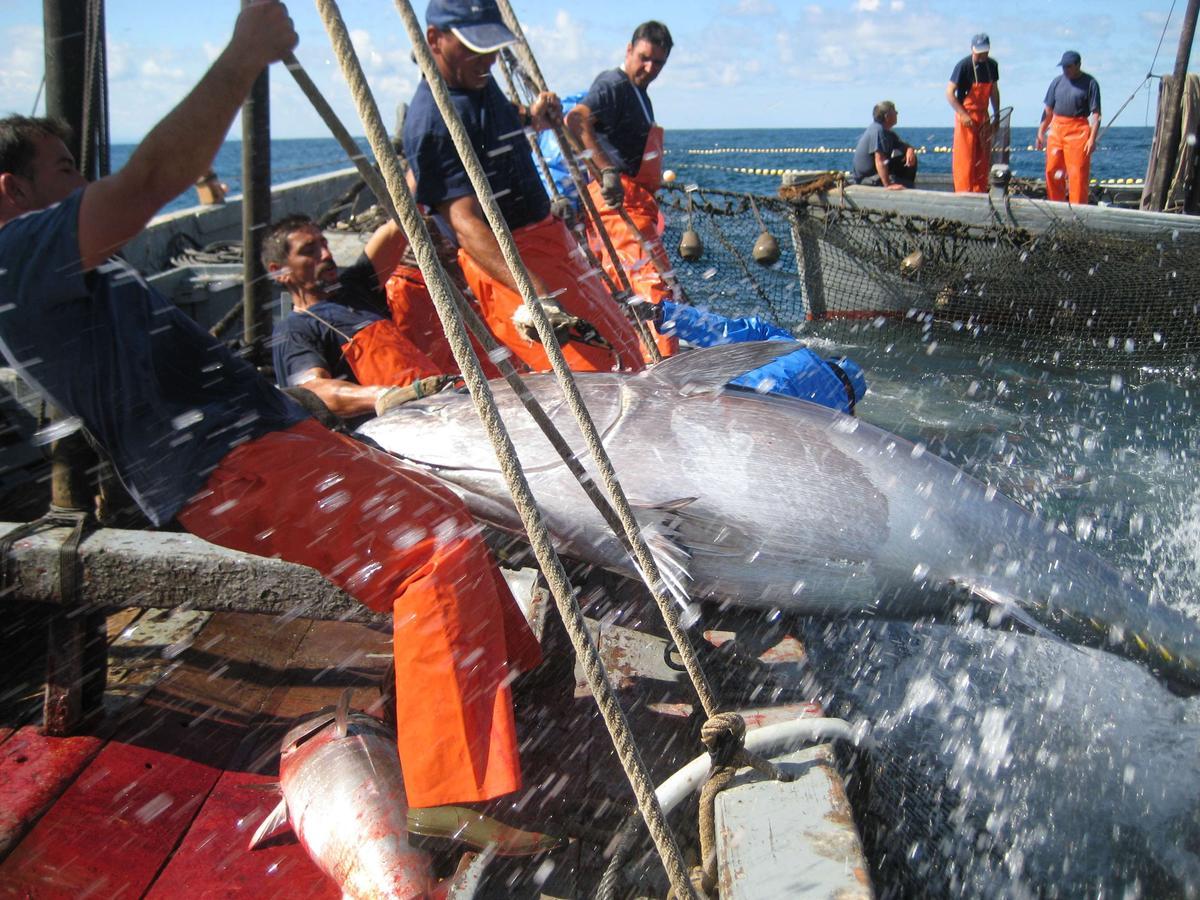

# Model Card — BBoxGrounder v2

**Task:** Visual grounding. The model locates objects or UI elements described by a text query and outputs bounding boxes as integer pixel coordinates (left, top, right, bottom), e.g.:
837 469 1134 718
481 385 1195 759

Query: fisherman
0 0 556 856
945 33 1000 194
266 213 460 421
194 168 228 204
851 101 919 190
564 20 678 357
403 0 647 374
1036 51 1101 205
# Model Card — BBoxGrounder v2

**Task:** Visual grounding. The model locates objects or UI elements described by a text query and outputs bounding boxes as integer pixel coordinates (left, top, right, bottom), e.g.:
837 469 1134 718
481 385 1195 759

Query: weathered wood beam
0 523 383 624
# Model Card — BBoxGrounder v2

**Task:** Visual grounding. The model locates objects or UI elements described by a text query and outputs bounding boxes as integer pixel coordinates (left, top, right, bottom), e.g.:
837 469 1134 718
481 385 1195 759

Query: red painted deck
0 595 823 898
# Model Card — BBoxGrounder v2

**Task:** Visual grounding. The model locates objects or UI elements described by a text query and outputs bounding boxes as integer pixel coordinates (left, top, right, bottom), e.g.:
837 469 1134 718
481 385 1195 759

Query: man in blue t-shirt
945 33 1000 193
851 101 918 189
0 0 555 857
1036 50 1101 205
403 0 646 374
565 21 679 357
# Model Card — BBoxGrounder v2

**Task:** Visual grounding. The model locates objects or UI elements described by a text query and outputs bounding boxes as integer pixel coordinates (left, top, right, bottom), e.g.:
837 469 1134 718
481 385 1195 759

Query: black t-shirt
404 77 550 230
949 55 999 103
580 68 655 177
271 259 390 386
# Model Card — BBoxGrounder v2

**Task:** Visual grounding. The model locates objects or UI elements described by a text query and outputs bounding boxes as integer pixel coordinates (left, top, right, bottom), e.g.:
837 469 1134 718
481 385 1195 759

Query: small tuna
249 692 482 899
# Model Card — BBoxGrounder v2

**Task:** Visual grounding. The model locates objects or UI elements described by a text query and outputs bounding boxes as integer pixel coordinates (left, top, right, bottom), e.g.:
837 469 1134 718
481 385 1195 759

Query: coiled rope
314 0 698 894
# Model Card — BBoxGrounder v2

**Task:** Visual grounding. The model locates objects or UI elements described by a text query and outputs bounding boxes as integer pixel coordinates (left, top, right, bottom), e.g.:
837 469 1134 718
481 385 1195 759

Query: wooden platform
0 573 867 898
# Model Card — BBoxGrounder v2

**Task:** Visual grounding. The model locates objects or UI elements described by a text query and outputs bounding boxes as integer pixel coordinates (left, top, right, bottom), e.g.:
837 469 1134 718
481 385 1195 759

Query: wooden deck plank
0 612 312 896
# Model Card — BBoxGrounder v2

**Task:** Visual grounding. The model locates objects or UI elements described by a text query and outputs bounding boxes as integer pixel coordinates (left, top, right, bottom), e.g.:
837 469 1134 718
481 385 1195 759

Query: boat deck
0 573 857 898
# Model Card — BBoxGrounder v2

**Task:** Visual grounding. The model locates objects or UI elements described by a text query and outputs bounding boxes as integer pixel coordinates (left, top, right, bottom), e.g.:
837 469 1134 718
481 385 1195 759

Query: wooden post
789 207 827 321
1147 0 1200 211
240 2 273 365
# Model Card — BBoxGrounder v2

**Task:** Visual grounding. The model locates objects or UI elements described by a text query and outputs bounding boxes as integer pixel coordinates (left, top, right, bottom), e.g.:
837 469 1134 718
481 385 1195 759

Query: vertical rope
312 3 697 895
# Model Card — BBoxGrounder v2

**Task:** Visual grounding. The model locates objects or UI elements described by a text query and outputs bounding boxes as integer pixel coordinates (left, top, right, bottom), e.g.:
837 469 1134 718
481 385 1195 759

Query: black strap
825 360 858 415
1 509 93 603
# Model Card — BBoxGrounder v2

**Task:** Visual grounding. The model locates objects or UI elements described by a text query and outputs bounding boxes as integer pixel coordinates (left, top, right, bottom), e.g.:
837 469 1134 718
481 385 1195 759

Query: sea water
123 127 1199 893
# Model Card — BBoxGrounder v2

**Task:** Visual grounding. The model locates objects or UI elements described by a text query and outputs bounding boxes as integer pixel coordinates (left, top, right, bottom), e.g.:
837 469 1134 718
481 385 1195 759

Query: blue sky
0 1 1190 139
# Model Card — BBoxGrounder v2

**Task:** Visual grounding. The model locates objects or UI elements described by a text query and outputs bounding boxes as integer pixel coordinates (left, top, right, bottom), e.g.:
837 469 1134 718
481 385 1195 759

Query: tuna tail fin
645 341 797 396
248 797 289 850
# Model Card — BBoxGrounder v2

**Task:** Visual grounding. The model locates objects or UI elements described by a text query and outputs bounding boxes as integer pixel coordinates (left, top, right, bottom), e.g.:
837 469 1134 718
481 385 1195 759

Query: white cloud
725 0 780 16
1 25 45 114
856 0 881 11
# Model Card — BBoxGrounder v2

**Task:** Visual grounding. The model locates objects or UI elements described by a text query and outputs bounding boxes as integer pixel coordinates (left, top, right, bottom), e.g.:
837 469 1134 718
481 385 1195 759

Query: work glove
374 375 452 416
512 296 580 346
620 294 664 326
599 167 624 209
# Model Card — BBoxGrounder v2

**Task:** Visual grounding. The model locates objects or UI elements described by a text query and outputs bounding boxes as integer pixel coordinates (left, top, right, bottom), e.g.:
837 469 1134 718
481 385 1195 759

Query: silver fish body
251 707 437 899
357 345 1200 689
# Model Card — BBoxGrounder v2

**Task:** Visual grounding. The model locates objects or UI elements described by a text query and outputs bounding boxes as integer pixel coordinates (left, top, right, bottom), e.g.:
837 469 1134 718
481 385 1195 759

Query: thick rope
490 0 722 718
498 39 689 306
282 51 683 662
314 2 696 895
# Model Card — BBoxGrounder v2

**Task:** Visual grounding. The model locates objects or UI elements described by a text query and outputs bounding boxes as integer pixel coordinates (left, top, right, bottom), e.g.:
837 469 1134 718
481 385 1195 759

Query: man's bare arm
440 194 548 297
78 1 297 270
293 366 384 417
565 103 618 172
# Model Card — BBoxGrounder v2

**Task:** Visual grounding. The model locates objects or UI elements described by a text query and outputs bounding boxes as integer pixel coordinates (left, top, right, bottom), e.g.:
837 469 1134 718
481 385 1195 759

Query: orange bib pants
952 81 994 193
457 215 645 373
1045 114 1093 205
177 418 541 808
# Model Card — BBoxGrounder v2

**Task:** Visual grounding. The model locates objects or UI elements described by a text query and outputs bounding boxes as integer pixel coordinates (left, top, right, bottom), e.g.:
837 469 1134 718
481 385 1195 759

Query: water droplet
32 416 83 445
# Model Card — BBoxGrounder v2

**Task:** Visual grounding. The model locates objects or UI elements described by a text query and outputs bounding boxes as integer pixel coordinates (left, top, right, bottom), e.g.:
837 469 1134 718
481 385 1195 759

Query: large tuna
357 343 1200 691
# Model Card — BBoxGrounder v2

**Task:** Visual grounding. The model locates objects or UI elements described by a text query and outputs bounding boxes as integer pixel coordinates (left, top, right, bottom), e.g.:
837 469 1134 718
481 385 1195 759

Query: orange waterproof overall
177 418 541 808
1045 114 1093 204
585 120 678 358
952 79 994 193
384 265 501 379
457 215 646 373
303 308 443 388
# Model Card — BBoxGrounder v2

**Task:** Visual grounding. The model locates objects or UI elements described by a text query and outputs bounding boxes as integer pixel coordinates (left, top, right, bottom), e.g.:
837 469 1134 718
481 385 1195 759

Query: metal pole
42 0 88 169
240 0 273 362
1148 0 1200 211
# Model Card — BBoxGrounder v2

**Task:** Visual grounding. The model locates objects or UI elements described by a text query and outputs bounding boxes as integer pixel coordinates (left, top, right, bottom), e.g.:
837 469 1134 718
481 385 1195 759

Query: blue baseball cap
1058 50 1081 67
426 0 517 53
971 33 990 53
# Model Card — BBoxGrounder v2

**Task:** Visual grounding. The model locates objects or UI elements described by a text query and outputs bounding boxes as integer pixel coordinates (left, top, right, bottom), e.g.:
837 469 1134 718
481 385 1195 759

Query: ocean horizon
114 126 1156 216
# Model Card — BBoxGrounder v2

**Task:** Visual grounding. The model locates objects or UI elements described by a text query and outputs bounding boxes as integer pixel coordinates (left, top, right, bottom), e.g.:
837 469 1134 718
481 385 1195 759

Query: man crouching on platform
264 214 454 421
0 0 559 858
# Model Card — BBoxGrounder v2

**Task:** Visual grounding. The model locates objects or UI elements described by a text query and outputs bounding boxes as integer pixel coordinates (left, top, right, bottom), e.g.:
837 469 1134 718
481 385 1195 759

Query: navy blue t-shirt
852 122 907 181
949 55 999 102
403 77 550 230
1044 73 1101 118
271 259 390 386
0 189 306 525
580 68 655 177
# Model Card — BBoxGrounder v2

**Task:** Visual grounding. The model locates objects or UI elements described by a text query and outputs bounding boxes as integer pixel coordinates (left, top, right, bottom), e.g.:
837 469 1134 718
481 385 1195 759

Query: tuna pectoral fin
437 850 491 900
247 797 289 850
955 580 1072 647
646 341 797 395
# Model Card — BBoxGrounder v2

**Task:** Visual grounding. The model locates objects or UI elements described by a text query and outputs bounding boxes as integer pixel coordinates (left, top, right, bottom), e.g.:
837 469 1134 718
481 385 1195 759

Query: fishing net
658 181 1200 365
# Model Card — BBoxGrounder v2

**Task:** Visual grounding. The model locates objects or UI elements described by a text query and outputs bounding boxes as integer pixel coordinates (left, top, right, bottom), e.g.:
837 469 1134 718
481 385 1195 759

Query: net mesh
658 182 1200 364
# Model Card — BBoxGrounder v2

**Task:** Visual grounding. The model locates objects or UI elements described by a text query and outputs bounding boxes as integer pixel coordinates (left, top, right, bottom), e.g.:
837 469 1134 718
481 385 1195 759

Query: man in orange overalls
1036 51 1102 205
945 33 1000 194
403 0 646 375
0 4 557 858
565 21 678 358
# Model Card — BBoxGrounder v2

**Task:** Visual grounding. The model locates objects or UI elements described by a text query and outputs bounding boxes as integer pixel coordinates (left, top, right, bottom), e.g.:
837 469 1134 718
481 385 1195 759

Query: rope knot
700 711 746 768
